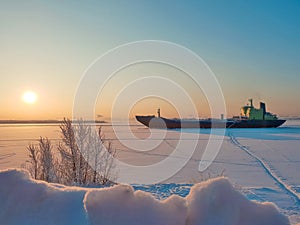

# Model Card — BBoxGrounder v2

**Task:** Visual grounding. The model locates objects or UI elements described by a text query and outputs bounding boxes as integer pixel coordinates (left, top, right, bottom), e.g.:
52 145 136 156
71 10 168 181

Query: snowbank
0 169 290 225
0 169 87 225
85 185 186 225
187 178 289 225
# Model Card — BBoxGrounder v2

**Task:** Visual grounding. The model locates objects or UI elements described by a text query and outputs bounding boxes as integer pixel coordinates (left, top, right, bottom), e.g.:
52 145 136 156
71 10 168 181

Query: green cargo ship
136 99 286 129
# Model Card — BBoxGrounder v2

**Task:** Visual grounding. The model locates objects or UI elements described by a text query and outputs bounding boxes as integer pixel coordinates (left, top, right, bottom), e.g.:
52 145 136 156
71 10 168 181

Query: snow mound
0 169 290 225
85 185 186 225
187 178 289 225
0 169 87 225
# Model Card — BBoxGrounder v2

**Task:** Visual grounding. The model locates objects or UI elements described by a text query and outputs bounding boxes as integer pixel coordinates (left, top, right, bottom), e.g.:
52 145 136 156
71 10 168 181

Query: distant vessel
135 99 286 129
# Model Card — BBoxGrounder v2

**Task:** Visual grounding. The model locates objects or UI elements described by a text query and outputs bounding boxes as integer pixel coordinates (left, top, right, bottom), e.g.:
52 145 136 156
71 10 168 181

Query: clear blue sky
0 1 299 119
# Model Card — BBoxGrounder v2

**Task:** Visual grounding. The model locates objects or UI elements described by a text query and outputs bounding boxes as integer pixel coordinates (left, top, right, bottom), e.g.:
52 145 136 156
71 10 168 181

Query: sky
0 0 299 120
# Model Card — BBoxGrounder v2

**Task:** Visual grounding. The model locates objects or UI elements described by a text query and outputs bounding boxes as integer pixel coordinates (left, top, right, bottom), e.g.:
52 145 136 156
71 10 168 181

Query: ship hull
135 116 286 129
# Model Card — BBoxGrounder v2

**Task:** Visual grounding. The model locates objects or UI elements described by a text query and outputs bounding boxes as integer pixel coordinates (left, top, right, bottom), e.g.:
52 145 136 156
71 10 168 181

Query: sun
22 91 37 104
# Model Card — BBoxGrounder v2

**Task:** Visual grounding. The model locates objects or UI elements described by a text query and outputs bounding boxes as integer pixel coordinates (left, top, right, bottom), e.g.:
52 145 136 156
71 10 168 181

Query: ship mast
249 98 253 107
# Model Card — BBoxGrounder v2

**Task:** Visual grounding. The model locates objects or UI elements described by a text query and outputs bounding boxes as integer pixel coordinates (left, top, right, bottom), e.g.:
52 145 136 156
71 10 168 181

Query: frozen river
0 119 299 223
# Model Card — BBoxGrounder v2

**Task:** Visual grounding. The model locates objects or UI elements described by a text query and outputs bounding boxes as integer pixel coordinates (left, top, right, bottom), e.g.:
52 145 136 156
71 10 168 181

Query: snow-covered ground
0 169 290 225
0 120 299 224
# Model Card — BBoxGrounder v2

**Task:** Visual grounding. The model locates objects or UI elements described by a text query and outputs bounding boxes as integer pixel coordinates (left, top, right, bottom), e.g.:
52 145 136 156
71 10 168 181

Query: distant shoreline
281 117 300 120
0 117 299 125
0 120 106 124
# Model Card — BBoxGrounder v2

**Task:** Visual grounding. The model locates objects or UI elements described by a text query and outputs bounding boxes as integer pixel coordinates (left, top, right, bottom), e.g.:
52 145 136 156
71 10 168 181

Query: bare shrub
24 118 117 186
88 127 116 185
24 144 39 179
22 137 57 182
38 137 56 182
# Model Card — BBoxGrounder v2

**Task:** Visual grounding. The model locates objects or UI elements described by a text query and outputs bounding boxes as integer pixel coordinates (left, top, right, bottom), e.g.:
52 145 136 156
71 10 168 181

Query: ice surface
0 169 290 225
0 122 300 223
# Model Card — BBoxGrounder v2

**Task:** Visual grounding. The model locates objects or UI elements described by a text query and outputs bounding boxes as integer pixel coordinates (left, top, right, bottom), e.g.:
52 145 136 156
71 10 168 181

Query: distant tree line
22 118 117 186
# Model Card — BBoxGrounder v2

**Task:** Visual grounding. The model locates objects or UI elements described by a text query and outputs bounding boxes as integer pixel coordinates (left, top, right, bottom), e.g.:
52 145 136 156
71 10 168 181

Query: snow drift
0 169 290 225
